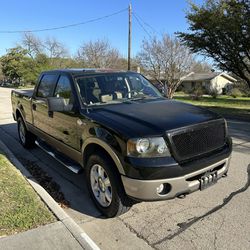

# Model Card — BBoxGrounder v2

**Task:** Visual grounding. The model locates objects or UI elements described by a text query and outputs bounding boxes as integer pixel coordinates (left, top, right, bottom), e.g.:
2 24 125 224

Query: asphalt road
0 87 249 250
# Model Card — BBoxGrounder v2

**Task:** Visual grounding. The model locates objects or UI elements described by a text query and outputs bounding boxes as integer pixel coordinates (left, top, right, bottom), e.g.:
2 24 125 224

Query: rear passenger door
32 73 58 135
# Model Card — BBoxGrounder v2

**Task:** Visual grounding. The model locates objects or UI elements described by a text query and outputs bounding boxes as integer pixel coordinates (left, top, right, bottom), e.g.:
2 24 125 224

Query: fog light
156 184 164 194
156 183 172 195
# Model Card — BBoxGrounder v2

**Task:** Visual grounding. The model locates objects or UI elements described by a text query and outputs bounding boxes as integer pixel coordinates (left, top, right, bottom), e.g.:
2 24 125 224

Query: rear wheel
17 117 36 148
86 153 133 217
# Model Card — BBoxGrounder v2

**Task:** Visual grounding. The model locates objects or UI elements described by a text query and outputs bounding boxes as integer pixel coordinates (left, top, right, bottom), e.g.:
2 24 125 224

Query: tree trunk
167 86 174 99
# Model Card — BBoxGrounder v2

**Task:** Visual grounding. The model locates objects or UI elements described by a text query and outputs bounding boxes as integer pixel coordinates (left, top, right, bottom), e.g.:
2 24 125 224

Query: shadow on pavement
227 120 250 143
0 122 102 220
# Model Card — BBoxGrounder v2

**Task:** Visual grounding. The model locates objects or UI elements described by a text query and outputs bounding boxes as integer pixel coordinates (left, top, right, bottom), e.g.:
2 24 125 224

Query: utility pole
128 3 132 70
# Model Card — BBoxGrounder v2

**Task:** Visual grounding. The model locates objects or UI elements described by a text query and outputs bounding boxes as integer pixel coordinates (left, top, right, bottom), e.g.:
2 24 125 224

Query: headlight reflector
136 138 150 153
127 137 170 157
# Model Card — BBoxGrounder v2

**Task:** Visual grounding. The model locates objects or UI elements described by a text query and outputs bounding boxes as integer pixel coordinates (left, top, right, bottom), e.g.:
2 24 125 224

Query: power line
0 8 128 34
132 12 152 38
133 11 160 36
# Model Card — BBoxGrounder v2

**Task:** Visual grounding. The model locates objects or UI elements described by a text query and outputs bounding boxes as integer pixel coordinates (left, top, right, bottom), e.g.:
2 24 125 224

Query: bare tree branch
21 33 43 58
44 37 68 59
137 34 194 98
77 39 120 68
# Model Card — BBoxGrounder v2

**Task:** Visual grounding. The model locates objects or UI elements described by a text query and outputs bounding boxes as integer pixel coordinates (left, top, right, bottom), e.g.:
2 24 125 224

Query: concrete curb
0 140 100 250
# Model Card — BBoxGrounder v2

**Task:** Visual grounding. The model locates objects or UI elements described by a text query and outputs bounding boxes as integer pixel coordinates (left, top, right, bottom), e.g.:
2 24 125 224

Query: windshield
75 72 162 105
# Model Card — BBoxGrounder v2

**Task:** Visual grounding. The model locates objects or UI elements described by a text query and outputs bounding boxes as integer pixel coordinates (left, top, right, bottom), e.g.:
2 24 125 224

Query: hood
85 98 221 138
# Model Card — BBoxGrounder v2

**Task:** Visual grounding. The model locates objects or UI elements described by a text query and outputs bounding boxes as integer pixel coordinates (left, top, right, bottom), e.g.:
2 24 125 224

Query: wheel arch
82 138 125 175
16 108 26 125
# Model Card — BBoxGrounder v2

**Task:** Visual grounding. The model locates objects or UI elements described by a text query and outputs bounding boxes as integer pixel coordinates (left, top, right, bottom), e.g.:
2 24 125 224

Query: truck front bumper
121 157 230 201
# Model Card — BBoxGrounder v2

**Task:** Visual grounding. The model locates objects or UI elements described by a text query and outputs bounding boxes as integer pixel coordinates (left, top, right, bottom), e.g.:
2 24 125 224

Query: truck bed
11 88 35 124
12 89 34 98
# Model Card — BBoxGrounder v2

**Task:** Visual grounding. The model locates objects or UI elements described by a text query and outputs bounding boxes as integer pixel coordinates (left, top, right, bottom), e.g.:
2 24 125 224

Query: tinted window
54 75 74 111
37 74 57 98
54 75 72 99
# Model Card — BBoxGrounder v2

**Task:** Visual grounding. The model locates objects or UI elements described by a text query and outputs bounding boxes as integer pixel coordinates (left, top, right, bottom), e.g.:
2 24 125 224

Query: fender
82 137 125 175
16 105 26 123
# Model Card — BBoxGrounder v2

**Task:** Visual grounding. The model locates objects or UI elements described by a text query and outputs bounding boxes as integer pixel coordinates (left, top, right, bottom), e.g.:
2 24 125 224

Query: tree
178 0 250 87
44 37 68 59
77 39 120 68
1 47 53 85
21 33 69 60
137 34 194 98
21 32 43 58
0 63 4 82
191 60 213 73
0 47 28 84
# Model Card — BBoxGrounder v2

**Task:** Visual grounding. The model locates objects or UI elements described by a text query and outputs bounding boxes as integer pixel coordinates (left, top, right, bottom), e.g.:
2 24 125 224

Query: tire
85 152 133 217
17 117 36 148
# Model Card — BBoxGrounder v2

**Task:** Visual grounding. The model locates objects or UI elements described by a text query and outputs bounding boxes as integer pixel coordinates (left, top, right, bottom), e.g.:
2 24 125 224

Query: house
180 72 237 94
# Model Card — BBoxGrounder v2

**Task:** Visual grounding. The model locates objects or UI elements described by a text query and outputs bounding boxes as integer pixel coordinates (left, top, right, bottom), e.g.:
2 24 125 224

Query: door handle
32 103 36 110
48 111 53 118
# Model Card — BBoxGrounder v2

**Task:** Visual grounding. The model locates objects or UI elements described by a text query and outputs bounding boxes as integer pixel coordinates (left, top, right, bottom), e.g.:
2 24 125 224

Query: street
0 87 249 250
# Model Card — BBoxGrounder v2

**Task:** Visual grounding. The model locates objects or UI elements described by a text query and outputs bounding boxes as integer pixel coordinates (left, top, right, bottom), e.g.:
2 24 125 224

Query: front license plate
199 171 218 190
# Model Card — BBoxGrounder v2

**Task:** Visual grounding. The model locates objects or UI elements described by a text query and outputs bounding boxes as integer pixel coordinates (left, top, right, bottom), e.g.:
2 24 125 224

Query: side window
37 74 57 98
54 75 72 98
54 75 74 110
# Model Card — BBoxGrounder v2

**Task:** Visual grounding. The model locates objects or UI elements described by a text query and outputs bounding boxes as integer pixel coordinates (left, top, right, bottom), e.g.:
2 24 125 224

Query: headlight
127 137 170 157
136 138 150 153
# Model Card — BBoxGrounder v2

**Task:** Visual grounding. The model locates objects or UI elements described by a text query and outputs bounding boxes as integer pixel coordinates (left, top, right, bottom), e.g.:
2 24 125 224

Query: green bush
189 86 204 100
230 88 243 98
242 89 250 97
210 88 219 99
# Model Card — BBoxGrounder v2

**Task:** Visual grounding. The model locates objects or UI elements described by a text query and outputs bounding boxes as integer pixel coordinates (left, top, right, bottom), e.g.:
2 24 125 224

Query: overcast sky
0 0 203 57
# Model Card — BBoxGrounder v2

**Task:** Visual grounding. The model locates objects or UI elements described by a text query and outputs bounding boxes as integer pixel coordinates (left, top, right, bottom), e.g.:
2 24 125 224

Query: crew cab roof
41 68 129 76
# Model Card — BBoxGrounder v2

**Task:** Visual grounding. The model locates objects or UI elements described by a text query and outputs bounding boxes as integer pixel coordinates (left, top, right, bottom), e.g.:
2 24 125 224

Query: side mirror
47 97 66 112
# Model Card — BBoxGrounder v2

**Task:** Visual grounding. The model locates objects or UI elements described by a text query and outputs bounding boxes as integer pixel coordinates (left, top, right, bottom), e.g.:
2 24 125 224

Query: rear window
37 74 58 98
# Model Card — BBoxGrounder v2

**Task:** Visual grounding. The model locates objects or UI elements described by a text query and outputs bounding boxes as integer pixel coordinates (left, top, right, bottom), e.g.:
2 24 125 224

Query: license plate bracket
199 171 218 190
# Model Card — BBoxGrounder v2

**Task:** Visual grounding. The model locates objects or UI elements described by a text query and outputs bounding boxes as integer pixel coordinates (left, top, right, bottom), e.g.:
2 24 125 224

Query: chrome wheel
90 164 112 207
19 121 26 144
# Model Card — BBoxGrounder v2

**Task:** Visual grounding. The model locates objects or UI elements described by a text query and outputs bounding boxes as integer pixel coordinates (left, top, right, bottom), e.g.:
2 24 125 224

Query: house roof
182 72 237 82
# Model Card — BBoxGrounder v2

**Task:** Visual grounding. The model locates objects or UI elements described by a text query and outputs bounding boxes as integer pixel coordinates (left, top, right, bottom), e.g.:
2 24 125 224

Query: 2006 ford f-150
12 69 232 217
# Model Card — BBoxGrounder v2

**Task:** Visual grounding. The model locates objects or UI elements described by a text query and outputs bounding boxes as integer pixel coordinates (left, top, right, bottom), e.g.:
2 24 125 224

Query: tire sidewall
17 117 26 146
86 154 123 217
17 117 35 148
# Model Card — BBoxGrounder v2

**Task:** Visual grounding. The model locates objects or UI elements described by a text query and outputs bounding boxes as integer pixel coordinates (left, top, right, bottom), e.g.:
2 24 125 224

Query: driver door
49 74 79 150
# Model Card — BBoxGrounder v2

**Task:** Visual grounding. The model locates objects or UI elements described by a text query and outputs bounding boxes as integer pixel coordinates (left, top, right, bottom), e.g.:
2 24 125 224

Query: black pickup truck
11 69 232 217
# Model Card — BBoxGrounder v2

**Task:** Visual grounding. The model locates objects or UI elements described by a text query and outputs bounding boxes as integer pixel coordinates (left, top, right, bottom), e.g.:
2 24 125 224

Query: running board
35 140 82 174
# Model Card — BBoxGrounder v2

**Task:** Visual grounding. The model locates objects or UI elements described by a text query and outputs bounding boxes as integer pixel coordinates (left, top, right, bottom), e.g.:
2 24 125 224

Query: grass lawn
0 151 56 237
174 94 250 119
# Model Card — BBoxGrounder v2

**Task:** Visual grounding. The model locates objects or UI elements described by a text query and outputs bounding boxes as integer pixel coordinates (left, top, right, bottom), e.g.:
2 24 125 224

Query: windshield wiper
87 99 125 106
129 95 159 101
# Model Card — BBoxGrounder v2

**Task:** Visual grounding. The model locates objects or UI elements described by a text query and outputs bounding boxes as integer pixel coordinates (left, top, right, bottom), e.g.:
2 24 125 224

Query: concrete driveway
0 87 249 250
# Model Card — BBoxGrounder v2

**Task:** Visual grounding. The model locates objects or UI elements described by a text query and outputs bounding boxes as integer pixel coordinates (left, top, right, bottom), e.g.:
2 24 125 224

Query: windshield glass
75 72 162 105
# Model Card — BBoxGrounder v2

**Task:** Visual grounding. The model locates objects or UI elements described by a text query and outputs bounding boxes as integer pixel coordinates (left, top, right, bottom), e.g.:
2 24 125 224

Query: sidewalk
0 222 83 250
0 140 99 250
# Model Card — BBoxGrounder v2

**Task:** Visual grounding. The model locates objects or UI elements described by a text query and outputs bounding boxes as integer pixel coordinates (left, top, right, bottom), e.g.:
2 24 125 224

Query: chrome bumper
121 157 230 201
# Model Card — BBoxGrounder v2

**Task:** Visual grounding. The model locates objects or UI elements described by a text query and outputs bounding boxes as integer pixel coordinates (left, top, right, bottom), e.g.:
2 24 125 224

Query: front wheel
17 117 36 148
85 153 133 217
